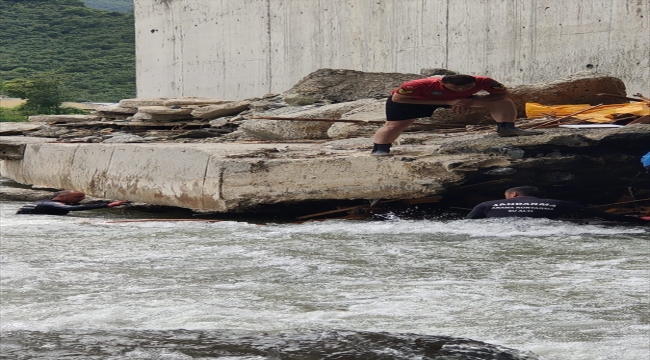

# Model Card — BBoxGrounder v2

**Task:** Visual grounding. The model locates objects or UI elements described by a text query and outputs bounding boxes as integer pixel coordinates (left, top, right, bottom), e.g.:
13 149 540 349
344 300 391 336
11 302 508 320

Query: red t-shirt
390 76 507 100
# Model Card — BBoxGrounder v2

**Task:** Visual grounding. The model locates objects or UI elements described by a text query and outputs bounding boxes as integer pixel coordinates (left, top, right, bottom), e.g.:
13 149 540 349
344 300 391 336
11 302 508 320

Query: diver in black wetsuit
16 190 128 215
466 186 648 224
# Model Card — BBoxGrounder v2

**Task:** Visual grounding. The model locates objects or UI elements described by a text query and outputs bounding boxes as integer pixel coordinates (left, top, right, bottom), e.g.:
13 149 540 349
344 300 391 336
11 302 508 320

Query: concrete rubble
1 69 648 219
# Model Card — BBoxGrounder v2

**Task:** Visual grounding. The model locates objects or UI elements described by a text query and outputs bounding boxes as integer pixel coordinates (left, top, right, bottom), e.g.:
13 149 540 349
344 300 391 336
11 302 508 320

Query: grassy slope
0 0 135 102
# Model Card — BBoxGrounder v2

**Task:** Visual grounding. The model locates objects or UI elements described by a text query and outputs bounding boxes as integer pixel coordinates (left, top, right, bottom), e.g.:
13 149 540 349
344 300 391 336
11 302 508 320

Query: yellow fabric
525 102 650 123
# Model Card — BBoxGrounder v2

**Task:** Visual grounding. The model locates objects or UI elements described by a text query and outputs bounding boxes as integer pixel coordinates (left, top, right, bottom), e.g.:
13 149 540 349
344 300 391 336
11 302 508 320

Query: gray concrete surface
133 0 649 99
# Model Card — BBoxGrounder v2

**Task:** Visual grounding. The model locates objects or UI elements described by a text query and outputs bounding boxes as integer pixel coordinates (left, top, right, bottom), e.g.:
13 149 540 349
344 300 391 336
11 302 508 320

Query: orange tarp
525 102 650 123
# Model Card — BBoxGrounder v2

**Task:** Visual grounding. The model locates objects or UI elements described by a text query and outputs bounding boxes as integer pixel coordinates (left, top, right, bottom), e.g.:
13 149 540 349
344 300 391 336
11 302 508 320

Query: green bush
0 107 28 122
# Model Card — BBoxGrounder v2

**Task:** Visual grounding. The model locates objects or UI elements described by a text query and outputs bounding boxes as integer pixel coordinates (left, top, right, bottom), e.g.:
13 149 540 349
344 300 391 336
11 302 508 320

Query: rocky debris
163 97 231 106
2 125 648 219
0 122 45 136
118 98 169 108
240 99 378 140
28 114 101 123
0 135 51 160
0 186 56 202
2 70 645 147
137 106 194 115
420 68 458 76
283 68 425 103
95 104 138 114
4 70 647 219
328 99 385 138
131 112 193 122
102 133 146 143
191 101 251 119
282 94 319 106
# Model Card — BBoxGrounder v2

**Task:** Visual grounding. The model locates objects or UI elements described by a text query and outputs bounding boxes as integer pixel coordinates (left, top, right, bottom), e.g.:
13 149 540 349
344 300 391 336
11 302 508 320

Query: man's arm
40 200 111 211
474 92 509 101
466 203 488 219
390 93 452 105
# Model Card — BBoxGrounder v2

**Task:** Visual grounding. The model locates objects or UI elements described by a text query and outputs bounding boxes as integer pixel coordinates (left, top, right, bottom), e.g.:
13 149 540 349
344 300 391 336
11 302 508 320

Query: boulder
283 94 318 106
284 68 424 103
510 72 627 115
239 99 377 140
191 101 251 119
419 68 458 76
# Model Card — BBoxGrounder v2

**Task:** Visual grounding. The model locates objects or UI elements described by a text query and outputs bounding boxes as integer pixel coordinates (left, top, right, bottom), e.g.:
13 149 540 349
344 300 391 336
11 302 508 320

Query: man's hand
107 200 129 207
448 98 474 114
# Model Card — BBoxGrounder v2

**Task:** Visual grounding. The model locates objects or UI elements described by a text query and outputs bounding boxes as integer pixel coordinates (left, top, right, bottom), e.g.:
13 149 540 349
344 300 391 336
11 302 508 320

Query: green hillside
83 0 132 13
0 0 135 102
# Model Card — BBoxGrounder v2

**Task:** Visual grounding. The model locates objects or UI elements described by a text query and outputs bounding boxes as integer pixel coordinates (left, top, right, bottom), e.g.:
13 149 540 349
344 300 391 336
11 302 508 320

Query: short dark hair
52 190 85 199
53 190 74 198
505 186 543 197
441 74 476 86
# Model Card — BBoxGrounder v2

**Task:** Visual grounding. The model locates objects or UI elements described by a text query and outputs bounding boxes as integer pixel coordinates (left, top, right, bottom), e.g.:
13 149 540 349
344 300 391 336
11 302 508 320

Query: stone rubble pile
9 70 631 144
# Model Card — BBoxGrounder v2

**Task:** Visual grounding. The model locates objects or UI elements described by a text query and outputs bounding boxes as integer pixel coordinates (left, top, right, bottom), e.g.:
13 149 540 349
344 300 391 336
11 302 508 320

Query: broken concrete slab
240 99 378 140
191 101 251 119
137 106 194 115
28 114 102 123
163 98 233 106
119 98 169 108
132 112 194 122
95 104 138 114
0 136 54 160
1 125 648 213
0 122 45 135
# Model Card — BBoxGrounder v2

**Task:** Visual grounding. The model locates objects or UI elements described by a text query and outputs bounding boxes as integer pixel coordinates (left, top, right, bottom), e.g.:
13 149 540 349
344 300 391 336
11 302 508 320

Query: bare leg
373 119 416 144
469 97 542 136
469 98 516 123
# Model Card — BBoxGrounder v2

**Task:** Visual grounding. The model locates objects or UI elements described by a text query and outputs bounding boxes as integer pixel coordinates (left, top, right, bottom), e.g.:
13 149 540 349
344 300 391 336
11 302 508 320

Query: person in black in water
466 186 649 223
16 190 128 215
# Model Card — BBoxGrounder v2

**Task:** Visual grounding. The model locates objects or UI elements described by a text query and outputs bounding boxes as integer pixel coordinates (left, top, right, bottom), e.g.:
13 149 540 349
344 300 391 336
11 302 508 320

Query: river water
0 200 648 359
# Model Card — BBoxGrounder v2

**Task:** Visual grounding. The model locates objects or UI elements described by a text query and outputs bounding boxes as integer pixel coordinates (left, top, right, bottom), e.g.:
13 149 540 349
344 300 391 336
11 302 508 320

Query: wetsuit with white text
466 196 646 223
16 200 110 215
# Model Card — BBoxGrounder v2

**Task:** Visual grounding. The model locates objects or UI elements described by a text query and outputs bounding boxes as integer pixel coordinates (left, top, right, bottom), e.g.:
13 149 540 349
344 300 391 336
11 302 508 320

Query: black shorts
385 96 450 121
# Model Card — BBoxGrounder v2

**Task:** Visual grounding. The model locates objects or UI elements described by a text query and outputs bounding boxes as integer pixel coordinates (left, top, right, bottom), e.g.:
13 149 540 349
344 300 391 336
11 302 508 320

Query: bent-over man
371 74 542 156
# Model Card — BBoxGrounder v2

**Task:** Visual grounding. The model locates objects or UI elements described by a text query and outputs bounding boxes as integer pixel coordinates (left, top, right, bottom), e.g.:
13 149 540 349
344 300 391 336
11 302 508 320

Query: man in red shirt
371 74 542 155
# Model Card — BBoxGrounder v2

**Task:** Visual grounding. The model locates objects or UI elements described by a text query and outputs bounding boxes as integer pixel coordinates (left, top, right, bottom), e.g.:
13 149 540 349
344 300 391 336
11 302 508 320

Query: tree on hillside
2 75 65 115
0 0 136 102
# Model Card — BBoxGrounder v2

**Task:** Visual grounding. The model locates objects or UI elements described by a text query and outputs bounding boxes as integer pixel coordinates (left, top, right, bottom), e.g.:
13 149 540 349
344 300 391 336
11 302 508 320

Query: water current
1 200 648 359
